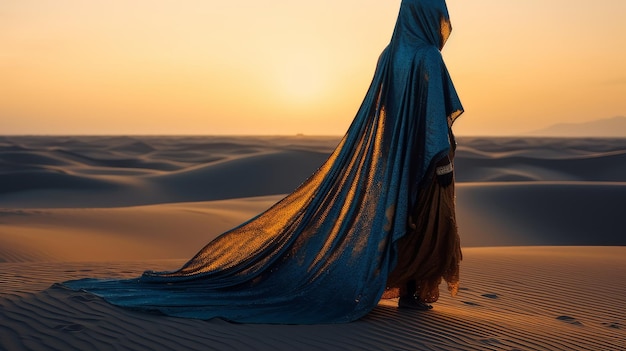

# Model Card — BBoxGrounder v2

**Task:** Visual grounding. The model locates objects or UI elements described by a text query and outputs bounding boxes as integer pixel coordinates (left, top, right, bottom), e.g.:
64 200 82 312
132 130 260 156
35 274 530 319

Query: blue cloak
64 0 463 324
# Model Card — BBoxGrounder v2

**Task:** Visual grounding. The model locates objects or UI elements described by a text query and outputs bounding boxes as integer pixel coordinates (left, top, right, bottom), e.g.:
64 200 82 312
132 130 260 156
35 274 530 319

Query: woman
64 0 463 324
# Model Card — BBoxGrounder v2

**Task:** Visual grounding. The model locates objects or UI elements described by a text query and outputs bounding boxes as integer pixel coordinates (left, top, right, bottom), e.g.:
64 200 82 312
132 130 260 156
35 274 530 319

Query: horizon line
1 133 625 139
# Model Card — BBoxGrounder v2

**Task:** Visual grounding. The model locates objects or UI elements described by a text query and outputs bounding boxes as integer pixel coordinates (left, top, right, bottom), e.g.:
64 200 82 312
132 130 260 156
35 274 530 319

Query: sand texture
1 136 625 350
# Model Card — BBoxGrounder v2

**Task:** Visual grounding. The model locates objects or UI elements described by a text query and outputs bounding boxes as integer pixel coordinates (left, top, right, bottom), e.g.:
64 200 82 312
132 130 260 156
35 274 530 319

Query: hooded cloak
64 0 463 324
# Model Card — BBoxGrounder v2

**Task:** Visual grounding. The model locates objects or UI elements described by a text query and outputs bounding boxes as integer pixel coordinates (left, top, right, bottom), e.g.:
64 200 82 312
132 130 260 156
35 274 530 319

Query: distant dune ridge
1 135 625 203
0 135 624 247
1 135 625 350
526 116 626 137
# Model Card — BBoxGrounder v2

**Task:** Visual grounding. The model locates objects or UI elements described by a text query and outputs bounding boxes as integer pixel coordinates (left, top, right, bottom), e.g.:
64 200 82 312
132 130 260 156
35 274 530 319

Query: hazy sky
1 0 625 135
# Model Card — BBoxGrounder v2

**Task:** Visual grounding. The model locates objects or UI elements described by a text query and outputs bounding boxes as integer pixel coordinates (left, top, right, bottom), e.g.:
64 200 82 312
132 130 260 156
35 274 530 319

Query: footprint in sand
481 293 498 299
602 322 622 329
556 315 583 326
54 323 85 332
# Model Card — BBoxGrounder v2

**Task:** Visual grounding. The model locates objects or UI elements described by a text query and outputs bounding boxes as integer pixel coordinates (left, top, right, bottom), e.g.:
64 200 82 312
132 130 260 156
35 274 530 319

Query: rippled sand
1 136 625 350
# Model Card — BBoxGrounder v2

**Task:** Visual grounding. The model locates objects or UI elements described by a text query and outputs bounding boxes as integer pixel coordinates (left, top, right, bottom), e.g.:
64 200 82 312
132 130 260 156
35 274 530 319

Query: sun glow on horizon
0 0 624 136
279 67 326 105
273 52 330 106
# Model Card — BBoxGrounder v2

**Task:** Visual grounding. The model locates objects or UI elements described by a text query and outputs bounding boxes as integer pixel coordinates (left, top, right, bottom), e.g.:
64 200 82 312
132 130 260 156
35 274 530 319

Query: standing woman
64 0 463 324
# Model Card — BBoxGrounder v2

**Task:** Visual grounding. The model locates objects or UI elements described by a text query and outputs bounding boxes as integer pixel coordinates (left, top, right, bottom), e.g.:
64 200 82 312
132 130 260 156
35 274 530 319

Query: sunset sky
1 0 625 136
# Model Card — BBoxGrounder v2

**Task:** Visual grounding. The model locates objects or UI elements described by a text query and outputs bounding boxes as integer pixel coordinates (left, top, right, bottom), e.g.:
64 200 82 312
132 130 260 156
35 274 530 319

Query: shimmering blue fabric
63 0 463 324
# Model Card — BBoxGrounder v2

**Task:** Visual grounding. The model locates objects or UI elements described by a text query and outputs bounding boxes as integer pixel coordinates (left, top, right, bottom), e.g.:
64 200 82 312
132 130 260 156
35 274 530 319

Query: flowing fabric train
64 0 463 324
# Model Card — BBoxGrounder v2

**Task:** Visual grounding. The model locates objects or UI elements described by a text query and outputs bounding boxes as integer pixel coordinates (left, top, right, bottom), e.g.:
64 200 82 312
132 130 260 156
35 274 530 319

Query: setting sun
1 1 626 349
274 53 329 105
0 0 624 135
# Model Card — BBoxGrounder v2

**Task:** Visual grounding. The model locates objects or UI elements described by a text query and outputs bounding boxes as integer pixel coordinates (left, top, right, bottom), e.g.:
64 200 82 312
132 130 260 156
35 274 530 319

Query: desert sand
1 135 625 350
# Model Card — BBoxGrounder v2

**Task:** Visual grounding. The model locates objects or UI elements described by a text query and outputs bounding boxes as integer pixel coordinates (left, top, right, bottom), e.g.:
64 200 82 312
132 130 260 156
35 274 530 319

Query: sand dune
455 137 626 182
1 247 624 350
1 136 625 207
0 181 624 264
146 149 330 202
456 182 626 247
1 135 625 350
0 197 278 263
0 136 336 207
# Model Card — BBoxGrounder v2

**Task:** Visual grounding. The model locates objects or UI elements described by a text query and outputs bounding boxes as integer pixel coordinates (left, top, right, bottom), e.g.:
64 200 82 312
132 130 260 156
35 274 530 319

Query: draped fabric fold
63 0 463 324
